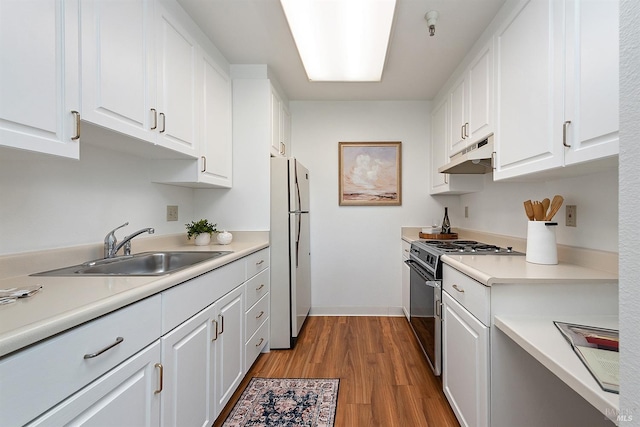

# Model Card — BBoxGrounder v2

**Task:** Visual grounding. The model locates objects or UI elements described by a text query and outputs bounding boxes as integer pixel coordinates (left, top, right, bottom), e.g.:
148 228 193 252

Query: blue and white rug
222 378 339 427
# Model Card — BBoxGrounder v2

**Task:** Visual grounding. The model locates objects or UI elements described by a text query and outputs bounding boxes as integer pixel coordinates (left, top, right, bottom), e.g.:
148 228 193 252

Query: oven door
406 259 442 376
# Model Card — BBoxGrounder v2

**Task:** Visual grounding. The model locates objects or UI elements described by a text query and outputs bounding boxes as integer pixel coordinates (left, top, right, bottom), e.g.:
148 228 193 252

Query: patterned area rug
222 377 339 427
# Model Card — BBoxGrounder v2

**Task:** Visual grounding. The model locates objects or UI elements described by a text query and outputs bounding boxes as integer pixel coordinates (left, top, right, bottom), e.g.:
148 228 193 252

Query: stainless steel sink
32 251 233 276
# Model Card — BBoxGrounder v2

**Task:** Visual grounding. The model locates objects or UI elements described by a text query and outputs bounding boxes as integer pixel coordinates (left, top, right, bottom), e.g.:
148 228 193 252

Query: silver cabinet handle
150 108 157 130
211 319 219 341
452 284 465 293
71 110 80 140
218 314 224 334
154 363 163 394
256 283 265 291
83 337 124 359
201 156 207 173
461 125 465 140
256 310 264 320
255 337 264 347
256 260 265 266
159 112 166 133
280 142 286 155
563 120 572 147
464 122 469 138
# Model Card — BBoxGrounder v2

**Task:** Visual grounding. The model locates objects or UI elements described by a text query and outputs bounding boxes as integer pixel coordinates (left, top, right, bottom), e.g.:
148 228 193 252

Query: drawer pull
452 284 465 293
256 310 264 319
255 260 265 266
83 337 124 359
256 283 265 292
154 363 163 394
219 314 224 334
150 108 157 130
211 319 219 341
255 337 264 347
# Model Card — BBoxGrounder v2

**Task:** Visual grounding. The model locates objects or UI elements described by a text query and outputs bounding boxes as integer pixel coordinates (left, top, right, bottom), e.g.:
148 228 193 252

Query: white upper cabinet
155 2 199 155
81 0 200 158
199 53 232 187
431 97 484 195
270 85 291 157
563 0 619 165
448 41 494 157
80 0 155 144
494 0 565 180
0 0 80 159
494 0 618 180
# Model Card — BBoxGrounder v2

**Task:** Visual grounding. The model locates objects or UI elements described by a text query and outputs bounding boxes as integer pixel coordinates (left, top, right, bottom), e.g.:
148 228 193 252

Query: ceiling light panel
280 0 397 82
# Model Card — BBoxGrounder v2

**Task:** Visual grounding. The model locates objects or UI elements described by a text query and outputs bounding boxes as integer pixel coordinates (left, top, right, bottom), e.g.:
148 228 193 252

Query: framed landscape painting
338 141 402 206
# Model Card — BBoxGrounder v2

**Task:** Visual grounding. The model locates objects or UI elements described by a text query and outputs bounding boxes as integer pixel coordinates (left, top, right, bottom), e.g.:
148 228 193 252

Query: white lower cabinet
442 264 490 427
2 248 270 427
442 291 489 427
401 240 410 320
160 304 216 427
214 286 245 415
27 342 161 427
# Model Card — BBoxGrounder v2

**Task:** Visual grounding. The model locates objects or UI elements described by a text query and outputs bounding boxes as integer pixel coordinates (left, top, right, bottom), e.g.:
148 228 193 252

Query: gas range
409 239 524 279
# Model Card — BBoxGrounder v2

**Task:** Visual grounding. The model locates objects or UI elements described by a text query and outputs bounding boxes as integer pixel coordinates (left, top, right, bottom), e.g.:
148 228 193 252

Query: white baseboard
309 306 405 317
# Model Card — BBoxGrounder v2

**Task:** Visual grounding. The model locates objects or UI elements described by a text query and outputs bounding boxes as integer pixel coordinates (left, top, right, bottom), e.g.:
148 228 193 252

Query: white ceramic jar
216 230 233 245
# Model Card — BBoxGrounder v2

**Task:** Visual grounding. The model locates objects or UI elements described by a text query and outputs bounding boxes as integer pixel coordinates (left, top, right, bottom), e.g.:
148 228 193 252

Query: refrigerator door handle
295 213 301 267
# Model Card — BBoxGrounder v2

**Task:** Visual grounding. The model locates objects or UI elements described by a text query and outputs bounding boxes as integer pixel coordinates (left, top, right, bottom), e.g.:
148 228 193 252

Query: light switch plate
167 205 178 221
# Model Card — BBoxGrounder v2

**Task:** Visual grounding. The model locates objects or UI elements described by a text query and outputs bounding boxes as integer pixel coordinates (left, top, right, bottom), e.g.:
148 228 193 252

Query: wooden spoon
532 201 545 221
541 198 550 218
524 200 534 220
544 195 564 221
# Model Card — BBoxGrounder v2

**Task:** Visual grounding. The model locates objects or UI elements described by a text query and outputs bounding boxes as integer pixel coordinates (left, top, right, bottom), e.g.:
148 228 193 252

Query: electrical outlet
566 205 577 227
464 206 469 218
167 205 179 221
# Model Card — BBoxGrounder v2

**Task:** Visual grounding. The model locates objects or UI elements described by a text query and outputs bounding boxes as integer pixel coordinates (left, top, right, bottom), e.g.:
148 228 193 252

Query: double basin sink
32 251 232 277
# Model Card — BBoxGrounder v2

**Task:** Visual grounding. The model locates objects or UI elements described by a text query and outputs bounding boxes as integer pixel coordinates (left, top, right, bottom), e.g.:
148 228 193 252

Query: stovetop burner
417 239 522 255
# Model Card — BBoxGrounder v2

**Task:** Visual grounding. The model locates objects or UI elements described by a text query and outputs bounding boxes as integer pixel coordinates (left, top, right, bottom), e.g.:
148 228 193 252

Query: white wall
290 101 458 315
619 0 640 420
458 169 618 252
0 143 194 255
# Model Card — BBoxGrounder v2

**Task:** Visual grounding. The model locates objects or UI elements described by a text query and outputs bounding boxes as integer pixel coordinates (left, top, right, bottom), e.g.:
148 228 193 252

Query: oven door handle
405 259 438 285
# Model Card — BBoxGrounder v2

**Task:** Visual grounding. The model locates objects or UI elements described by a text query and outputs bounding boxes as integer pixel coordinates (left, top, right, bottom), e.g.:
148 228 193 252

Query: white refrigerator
270 157 311 349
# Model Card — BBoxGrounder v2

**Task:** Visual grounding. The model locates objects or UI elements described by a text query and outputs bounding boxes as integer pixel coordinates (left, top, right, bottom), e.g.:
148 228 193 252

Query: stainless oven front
406 258 442 376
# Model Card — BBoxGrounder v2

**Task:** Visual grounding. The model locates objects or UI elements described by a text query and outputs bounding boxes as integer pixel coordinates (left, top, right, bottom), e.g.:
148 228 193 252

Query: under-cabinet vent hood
438 135 494 174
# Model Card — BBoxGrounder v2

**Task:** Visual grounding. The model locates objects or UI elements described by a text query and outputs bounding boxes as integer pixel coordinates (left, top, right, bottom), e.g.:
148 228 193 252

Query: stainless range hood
438 135 494 174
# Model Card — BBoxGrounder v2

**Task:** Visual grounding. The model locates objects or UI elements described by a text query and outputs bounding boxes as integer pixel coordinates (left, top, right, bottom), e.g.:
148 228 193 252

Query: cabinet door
270 88 283 157
0 0 80 158
401 241 410 320
156 4 199 156
282 103 291 156
161 304 216 427
563 0 619 165
449 77 467 156
467 42 493 142
215 286 245 416
200 53 232 187
27 342 161 427
431 97 449 192
442 291 489 427
81 0 155 144
494 0 565 180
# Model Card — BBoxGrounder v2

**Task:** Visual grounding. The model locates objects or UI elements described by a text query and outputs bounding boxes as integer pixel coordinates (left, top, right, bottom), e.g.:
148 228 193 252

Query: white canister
525 221 558 265
216 230 233 245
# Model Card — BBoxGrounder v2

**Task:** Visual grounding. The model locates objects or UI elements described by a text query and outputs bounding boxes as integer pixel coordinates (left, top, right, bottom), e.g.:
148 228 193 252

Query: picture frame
338 141 402 206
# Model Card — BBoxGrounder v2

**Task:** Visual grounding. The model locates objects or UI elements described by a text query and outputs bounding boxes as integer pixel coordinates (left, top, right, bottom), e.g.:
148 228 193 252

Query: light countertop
441 254 618 286
494 314 619 423
0 232 269 357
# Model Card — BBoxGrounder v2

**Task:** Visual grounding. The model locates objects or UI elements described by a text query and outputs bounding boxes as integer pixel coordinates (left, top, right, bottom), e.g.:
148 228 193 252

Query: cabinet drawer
162 260 245 334
246 248 269 279
245 318 269 370
401 240 411 260
443 264 490 325
245 268 270 309
0 295 161 427
245 292 269 339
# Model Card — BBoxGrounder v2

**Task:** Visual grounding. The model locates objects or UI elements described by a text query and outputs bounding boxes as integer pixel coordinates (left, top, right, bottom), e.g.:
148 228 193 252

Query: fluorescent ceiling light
280 0 397 82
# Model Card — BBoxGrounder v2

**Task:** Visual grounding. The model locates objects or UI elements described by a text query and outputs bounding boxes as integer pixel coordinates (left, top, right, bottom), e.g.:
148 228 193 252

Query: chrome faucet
104 222 155 258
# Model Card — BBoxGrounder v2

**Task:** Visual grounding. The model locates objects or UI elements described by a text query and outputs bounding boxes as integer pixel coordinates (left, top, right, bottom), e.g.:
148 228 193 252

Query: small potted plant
185 219 217 246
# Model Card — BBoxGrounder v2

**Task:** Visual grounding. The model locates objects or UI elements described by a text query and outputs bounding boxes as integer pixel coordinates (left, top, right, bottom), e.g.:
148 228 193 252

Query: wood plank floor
214 316 459 426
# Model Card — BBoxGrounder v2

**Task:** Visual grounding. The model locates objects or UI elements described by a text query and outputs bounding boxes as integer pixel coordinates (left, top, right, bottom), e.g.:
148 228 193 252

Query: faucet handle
104 222 129 258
